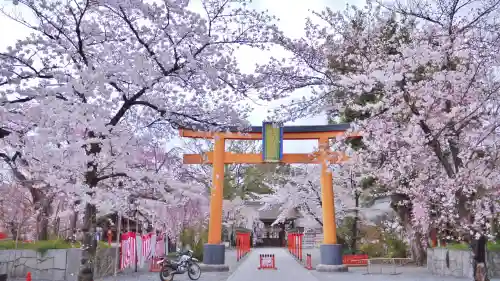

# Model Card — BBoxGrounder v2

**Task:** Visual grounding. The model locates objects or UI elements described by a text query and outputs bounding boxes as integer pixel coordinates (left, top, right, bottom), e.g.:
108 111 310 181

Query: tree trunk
70 200 81 235
9 164 52 239
349 193 360 252
8 222 18 240
37 214 49 240
70 211 79 233
78 203 97 281
77 130 119 281
471 235 489 281
37 200 51 240
54 217 61 238
2 154 54 240
409 231 426 266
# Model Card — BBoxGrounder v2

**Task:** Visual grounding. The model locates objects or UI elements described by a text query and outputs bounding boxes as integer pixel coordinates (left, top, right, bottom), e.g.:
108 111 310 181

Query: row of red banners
120 232 166 269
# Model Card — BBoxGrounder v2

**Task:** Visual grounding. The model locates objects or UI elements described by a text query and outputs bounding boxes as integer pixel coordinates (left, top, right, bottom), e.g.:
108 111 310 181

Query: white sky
240 0 360 153
0 0 361 154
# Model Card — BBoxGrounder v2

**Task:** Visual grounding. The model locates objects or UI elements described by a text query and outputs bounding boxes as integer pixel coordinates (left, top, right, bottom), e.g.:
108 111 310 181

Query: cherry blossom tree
0 158 79 240
154 196 209 242
331 152 376 252
50 196 78 238
0 145 59 240
334 3 500 274
260 165 348 229
0 183 37 241
0 0 288 279
222 197 259 230
222 196 261 245
256 0 500 277
103 139 209 237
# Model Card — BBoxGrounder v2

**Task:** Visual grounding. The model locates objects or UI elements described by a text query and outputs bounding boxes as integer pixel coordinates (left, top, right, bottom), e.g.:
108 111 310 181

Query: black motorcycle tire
187 263 201 280
159 266 174 281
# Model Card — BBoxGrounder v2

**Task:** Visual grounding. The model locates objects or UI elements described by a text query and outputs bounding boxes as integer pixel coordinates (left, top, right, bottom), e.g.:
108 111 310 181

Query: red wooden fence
287 233 303 261
342 254 368 266
236 232 250 261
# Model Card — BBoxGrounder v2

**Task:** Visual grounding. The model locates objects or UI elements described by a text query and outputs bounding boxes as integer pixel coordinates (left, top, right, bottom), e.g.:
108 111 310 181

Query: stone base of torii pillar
316 244 348 272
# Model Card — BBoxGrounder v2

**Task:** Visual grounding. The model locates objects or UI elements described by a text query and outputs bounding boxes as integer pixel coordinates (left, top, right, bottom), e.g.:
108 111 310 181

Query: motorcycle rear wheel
159 267 174 281
187 263 201 280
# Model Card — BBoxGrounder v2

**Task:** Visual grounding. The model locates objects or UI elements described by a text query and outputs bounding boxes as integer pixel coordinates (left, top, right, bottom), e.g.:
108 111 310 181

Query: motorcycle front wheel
187 263 201 280
159 266 174 281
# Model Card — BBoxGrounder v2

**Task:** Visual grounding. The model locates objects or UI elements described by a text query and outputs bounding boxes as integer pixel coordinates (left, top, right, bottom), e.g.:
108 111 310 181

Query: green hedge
443 241 500 252
180 228 208 261
357 234 408 258
0 239 111 254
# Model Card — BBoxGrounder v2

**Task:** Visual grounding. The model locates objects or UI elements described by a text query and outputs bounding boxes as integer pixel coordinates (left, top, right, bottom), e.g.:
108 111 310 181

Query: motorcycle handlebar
176 249 193 257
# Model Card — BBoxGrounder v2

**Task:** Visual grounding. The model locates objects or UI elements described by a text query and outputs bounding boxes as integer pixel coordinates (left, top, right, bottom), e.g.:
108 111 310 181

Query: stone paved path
226 248 319 281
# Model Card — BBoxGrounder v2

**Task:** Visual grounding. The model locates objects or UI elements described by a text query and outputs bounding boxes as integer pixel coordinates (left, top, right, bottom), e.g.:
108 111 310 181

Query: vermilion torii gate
180 123 358 271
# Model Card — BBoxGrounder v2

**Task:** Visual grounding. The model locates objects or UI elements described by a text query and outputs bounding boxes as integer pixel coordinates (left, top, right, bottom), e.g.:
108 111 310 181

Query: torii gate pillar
316 137 347 272
202 133 227 267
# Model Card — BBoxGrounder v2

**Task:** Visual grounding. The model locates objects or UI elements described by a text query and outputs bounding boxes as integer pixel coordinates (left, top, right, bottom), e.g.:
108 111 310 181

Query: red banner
120 232 137 269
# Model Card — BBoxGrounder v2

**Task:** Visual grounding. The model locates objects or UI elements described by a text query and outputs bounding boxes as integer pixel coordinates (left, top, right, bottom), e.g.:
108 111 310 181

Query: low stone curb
316 264 348 272
198 263 230 272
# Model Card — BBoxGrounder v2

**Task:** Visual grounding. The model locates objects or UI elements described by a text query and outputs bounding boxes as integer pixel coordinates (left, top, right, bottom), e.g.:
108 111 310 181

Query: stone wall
93 247 121 278
0 247 123 281
427 248 500 278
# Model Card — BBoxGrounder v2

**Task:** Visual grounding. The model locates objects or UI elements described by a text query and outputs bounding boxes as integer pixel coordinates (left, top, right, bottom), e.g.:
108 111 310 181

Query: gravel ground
96 249 244 281
97 270 232 281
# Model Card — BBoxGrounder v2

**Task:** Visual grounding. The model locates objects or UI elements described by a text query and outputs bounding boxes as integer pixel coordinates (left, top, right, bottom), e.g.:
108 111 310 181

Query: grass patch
0 239 112 254
441 241 500 252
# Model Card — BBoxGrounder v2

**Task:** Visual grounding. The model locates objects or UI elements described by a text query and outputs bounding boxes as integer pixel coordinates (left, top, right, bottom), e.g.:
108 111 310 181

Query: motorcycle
156 249 202 281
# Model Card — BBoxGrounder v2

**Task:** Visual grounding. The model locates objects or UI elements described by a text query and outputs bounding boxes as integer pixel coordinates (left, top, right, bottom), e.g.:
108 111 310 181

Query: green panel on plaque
263 122 282 162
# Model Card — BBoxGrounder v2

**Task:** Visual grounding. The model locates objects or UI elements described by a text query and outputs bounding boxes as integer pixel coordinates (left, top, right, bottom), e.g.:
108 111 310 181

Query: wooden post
207 134 225 244
135 220 139 273
299 233 303 261
430 228 438 247
319 137 337 244
113 213 122 277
